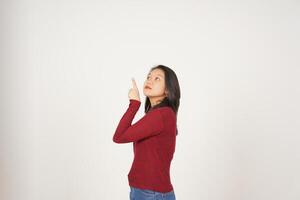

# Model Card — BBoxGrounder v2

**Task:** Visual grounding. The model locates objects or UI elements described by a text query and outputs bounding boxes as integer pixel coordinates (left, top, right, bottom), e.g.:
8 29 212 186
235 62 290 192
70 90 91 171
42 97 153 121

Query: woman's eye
146 76 160 80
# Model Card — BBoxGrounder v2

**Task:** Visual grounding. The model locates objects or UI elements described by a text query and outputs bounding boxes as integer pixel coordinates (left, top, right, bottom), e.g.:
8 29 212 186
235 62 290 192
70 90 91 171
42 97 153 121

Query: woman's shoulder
158 106 175 112
152 106 176 118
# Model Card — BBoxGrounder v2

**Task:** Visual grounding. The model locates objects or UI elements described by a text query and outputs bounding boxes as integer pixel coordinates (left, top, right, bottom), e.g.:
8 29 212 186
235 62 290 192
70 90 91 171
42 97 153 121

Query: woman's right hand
128 78 140 102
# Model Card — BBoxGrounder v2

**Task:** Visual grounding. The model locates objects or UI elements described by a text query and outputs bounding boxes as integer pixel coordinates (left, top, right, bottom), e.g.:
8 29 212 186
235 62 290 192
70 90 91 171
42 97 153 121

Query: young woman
113 65 181 200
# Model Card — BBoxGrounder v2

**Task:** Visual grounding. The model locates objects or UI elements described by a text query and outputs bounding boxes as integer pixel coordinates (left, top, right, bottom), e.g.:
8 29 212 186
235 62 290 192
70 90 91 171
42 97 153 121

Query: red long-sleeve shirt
113 99 176 193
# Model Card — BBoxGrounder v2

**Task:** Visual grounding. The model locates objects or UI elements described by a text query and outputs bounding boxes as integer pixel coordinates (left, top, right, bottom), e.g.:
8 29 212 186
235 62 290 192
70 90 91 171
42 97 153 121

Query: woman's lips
145 86 152 89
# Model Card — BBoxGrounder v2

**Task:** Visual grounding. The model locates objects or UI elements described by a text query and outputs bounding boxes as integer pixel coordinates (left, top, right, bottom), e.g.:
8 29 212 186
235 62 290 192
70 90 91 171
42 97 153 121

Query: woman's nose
146 79 152 84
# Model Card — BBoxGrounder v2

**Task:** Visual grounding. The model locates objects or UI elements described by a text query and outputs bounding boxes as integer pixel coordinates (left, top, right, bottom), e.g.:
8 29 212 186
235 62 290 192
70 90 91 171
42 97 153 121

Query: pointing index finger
132 78 138 89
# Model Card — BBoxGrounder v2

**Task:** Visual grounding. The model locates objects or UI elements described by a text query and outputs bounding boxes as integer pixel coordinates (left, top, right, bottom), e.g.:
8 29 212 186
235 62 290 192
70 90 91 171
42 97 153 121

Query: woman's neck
149 96 166 107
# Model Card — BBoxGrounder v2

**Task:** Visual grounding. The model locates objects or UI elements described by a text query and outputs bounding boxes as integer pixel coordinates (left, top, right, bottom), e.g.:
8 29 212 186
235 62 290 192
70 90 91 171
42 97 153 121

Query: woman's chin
143 91 151 96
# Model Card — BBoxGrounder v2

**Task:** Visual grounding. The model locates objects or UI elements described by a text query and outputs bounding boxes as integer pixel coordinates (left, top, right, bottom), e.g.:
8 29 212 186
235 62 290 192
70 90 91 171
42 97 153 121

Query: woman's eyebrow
148 73 164 78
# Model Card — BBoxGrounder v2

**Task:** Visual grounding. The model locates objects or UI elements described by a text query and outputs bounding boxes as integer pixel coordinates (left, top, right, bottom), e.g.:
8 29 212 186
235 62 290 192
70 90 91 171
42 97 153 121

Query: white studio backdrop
1 1 299 200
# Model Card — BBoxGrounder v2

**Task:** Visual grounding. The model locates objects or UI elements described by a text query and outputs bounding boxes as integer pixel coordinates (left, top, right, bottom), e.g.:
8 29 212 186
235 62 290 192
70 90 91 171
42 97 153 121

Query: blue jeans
129 186 176 200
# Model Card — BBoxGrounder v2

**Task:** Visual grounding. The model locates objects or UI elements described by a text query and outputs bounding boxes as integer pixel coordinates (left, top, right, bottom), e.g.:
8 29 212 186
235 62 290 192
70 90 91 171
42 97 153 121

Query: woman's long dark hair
144 65 181 135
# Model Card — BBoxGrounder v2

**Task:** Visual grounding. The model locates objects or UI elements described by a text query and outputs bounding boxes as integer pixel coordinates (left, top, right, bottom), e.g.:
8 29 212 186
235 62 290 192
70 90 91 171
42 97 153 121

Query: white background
1 0 299 200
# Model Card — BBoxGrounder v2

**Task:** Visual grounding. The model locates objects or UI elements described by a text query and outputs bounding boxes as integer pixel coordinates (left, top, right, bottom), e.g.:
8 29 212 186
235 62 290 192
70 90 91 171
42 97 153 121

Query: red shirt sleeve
112 99 164 143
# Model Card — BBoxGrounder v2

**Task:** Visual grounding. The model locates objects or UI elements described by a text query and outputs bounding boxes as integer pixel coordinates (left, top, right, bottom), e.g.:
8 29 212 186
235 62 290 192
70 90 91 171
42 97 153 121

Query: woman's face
143 68 167 99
